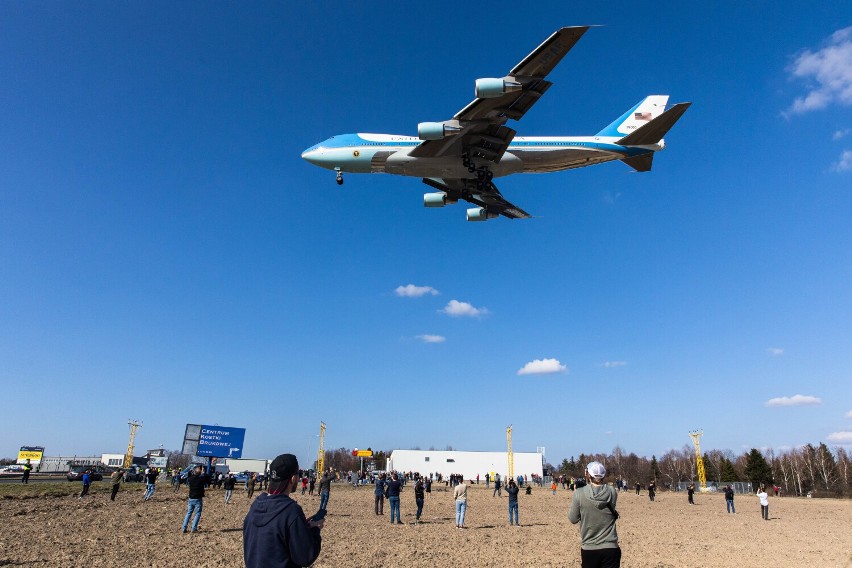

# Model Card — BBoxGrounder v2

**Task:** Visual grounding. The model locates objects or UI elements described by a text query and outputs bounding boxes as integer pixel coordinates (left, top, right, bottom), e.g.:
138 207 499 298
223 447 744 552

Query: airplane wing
409 26 590 162
423 178 532 220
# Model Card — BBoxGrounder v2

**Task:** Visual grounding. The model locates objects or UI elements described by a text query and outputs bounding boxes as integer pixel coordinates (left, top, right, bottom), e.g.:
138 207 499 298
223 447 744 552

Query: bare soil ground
1 481 851 567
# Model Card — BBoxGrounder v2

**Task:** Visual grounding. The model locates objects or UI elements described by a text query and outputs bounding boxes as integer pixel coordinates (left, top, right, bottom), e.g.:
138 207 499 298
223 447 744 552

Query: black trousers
375 494 384 514
581 547 621 568
111 484 120 501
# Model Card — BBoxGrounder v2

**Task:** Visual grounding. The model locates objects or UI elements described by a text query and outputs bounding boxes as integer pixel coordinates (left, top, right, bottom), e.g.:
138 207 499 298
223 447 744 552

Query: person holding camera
244 453 326 568
568 461 620 568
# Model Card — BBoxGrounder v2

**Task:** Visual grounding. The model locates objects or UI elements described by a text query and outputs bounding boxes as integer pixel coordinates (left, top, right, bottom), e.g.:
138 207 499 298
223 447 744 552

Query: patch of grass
0 480 148 500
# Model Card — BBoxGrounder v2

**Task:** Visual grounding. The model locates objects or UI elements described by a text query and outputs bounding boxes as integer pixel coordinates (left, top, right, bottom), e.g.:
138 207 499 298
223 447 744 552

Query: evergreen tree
568 456 578 477
649 455 660 481
702 452 718 482
720 458 739 482
744 448 774 487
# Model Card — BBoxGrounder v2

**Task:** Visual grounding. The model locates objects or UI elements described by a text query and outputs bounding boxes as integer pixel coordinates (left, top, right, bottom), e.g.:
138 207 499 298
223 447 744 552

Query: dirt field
1 481 851 567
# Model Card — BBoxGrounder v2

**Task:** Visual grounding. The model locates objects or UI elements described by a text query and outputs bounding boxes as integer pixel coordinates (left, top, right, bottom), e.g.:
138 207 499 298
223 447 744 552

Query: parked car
66 465 110 482
233 470 254 483
123 466 144 482
0 465 25 473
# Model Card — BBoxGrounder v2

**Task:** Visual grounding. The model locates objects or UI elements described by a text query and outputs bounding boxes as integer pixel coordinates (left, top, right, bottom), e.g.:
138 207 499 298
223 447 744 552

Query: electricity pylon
506 425 514 480
124 420 142 468
688 430 707 491
316 422 326 474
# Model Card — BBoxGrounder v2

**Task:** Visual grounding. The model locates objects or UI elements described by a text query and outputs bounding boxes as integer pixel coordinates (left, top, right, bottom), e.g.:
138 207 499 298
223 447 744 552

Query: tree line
555 442 850 497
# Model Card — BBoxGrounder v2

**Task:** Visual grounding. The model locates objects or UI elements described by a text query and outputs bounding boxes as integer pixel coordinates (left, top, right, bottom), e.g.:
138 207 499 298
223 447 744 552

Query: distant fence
673 481 753 494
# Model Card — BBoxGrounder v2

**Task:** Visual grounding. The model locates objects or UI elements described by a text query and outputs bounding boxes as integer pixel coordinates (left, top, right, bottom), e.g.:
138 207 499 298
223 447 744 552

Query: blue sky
2 3 850 467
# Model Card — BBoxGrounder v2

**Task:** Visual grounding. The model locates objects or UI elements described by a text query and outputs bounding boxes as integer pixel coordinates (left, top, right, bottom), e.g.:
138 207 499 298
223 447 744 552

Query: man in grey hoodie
568 461 620 568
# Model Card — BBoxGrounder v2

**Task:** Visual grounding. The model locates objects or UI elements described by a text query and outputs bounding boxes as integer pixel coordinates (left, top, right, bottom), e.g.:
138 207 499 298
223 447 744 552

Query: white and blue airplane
301 26 690 221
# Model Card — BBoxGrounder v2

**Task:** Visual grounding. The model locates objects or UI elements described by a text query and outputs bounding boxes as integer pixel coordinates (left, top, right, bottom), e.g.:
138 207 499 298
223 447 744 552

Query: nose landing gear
335 169 344 186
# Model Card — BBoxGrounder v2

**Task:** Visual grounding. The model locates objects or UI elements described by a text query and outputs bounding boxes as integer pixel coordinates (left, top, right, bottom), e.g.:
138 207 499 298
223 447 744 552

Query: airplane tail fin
616 102 691 146
595 95 670 138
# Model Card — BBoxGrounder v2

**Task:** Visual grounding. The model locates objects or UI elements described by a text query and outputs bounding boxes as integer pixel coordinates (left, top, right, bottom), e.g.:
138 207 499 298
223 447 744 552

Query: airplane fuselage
301 133 663 180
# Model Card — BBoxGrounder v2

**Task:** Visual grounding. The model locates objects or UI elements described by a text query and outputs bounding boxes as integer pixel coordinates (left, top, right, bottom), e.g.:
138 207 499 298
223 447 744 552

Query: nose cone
301 146 322 165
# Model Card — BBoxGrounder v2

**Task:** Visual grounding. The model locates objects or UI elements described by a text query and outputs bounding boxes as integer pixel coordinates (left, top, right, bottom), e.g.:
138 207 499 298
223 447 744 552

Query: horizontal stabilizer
617 102 691 146
621 153 654 172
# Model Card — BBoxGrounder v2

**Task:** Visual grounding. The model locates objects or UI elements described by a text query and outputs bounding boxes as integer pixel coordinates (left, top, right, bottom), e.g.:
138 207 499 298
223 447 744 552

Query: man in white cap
568 461 620 567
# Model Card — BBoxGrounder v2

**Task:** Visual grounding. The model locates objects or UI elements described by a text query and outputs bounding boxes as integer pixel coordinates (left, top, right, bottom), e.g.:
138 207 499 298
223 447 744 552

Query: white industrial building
387 450 543 480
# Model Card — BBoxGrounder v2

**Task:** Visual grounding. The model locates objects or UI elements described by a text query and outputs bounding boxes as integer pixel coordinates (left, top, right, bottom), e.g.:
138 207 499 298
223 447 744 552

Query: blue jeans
389 496 400 523
726 499 735 513
509 502 519 525
182 498 203 531
455 499 466 526
319 491 329 510
415 498 424 520
144 484 155 501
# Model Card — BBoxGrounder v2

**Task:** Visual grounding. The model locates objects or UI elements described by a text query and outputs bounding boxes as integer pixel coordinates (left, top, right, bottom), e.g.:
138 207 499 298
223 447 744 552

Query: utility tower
316 421 326 474
506 425 514 480
124 420 142 468
688 430 707 491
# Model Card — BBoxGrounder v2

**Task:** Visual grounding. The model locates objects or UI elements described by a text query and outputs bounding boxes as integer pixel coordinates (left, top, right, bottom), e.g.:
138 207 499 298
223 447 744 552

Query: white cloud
827 431 852 443
787 26 852 114
416 334 446 344
440 300 488 318
395 284 439 298
517 358 568 376
764 394 822 407
831 149 852 172
767 347 784 356
845 410 852 418
601 361 627 368
789 26 852 113
833 128 851 140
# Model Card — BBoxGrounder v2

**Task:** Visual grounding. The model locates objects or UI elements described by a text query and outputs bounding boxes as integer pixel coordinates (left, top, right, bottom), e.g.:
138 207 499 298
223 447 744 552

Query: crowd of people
64 454 780 568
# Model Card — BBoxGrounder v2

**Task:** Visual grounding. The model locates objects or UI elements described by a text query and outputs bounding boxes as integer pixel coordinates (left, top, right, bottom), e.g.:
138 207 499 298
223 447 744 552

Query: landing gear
336 171 343 186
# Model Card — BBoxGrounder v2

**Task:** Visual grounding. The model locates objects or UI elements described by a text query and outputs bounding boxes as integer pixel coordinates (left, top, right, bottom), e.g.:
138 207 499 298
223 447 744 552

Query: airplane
301 26 691 222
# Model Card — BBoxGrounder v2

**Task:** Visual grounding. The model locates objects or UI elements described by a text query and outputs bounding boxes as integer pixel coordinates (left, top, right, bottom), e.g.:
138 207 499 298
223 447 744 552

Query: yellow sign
18 449 44 463
356 450 373 457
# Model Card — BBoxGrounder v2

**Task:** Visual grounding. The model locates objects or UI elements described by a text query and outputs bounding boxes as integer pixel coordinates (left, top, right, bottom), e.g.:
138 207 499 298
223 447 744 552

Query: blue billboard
182 424 246 458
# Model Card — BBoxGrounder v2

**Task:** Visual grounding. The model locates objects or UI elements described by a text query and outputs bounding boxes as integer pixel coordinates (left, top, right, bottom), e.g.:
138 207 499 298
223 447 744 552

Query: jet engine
424 192 447 208
424 192 457 208
417 122 462 141
474 78 523 99
466 207 498 222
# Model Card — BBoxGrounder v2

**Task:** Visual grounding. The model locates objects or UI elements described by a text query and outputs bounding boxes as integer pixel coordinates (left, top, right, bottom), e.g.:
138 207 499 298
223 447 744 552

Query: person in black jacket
414 478 425 523
223 473 236 504
181 465 210 533
244 453 326 568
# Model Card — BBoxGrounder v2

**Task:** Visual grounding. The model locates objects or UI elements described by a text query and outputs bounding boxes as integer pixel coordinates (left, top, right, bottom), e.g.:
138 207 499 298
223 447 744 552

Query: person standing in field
22 459 32 484
414 477 425 523
568 462 620 568
387 472 403 525
223 473 236 504
301 475 308 495
493 473 502 497
318 469 334 510
374 473 386 515
110 468 123 501
687 483 695 505
506 479 520 526
79 469 92 500
143 467 158 501
181 465 210 533
246 473 257 500
724 485 736 514
309 473 316 496
647 480 656 502
551 479 558 495
453 477 468 528
243 453 326 568
757 485 769 520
